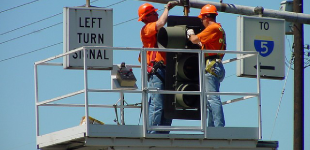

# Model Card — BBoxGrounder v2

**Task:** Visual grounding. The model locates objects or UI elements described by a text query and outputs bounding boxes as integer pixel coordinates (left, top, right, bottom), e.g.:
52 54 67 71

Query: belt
205 58 222 77
205 55 221 60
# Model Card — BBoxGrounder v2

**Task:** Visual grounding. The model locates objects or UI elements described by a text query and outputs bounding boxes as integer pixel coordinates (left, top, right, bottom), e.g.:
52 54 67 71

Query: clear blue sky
0 0 309 150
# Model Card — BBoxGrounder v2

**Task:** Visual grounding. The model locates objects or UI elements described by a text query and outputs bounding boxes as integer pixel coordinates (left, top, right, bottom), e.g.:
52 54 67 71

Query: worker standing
187 4 226 127
138 1 178 133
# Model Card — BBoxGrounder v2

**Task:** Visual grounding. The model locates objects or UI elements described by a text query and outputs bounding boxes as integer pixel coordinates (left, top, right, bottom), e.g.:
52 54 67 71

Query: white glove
187 29 195 39
166 1 179 10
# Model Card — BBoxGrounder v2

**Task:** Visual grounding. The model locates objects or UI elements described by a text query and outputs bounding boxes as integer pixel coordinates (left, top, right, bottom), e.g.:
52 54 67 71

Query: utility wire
0 42 62 63
0 0 126 43
0 12 134 62
0 13 62 36
114 8 165 26
91 0 101 3
0 0 129 62
0 0 40 14
284 36 295 70
270 52 294 140
225 73 235 79
0 7 164 62
0 22 62 45
104 0 127 8
0 0 101 36
114 17 138 26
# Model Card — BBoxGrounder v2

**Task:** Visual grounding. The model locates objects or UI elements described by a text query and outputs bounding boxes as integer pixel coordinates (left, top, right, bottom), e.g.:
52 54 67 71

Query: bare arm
156 7 169 30
156 1 178 30
188 34 200 44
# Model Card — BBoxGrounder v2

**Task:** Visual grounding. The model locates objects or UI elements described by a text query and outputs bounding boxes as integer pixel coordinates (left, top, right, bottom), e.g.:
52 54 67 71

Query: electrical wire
0 0 40 14
284 36 295 70
0 0 129 62
0 13 132 62
0 0 101 36
104 0 127 8
269 50 294 140
0 42 62 63
225 73 235 79
0 0 127 44
114 17 139 26
114 8 165 26
0 22 62 45
304 44 310 69
91 0 101 3
0 13 62 36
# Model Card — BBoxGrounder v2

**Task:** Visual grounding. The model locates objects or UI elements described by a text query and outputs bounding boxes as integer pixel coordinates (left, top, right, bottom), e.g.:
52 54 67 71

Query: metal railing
34 46 261 139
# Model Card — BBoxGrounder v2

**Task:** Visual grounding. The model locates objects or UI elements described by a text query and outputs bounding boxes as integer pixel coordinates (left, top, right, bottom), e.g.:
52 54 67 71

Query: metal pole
183 0 190 16
86 0 90 7
83 48 90 136
200 51 207 138
120 92 125 125
34 64 39 136
141 49 148 137
139 0 310 24
293 0 304 149
256 53 262 139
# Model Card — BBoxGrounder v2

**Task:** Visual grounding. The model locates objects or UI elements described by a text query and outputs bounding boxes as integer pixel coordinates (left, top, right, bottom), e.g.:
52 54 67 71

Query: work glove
187 29 195 39
165 1 179 10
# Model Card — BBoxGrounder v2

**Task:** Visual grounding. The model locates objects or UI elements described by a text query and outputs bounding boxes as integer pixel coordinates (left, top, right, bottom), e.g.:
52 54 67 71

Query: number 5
261 42 268 54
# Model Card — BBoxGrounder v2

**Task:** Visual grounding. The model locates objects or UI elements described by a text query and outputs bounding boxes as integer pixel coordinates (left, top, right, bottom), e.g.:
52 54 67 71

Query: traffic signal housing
158 16 204 120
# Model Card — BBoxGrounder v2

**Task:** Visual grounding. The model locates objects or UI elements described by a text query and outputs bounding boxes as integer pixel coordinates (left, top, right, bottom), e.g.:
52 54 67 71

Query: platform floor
37 125 277 150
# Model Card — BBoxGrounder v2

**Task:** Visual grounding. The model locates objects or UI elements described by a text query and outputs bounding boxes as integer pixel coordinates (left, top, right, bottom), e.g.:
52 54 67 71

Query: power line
270 52 294 140
90 0 101 3
114 17 138 26
0 22 62 45
0 0 130 62
0 0 127 43
104 0 127 8
0 13 131 61
0 0 101 36
0 0 40 14
0 12 62 36
0 42 62 63
284 36 295 70
0 12 126 60
114 8 165 26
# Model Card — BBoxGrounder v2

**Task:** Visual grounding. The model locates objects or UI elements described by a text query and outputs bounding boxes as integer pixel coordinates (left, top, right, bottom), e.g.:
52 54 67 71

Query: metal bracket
254 6 264 17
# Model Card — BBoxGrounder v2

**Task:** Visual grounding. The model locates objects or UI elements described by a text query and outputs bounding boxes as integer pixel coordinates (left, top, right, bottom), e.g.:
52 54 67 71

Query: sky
0 0 309 150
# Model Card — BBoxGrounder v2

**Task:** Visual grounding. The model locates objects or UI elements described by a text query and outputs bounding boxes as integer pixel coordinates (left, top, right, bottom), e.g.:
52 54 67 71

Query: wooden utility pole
293 0 304 150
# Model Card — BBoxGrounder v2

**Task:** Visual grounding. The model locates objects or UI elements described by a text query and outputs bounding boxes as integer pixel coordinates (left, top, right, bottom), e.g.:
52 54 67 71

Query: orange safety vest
138 22 166 66
197 23 226 58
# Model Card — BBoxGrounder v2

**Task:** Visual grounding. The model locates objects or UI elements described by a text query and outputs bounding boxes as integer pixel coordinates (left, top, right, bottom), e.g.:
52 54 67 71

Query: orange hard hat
138 3 158 21
198 4 218 19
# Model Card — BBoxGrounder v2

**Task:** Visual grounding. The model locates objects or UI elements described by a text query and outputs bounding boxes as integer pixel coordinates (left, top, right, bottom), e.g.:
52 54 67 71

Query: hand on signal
166 1 179 10
187 29 195 39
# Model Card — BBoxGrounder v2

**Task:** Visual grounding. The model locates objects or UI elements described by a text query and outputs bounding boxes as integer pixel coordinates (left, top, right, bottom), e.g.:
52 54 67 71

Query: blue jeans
148 67 172 134
205 61 225 127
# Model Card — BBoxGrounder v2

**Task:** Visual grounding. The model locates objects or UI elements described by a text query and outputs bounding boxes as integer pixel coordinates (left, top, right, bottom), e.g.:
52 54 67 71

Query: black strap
155 71 165 85
205 55 220 60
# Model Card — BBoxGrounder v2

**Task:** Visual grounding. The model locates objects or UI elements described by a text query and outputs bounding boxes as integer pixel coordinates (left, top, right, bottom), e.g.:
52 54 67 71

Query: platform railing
34 46 261 139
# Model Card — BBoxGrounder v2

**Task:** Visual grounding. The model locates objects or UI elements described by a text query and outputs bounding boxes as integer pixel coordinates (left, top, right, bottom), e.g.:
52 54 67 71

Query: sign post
237 16 285 80
63 7 113 70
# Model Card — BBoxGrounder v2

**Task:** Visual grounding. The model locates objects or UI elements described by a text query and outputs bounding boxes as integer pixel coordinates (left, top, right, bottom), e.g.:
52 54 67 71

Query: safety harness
205 56 222 77
205 27 226 77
